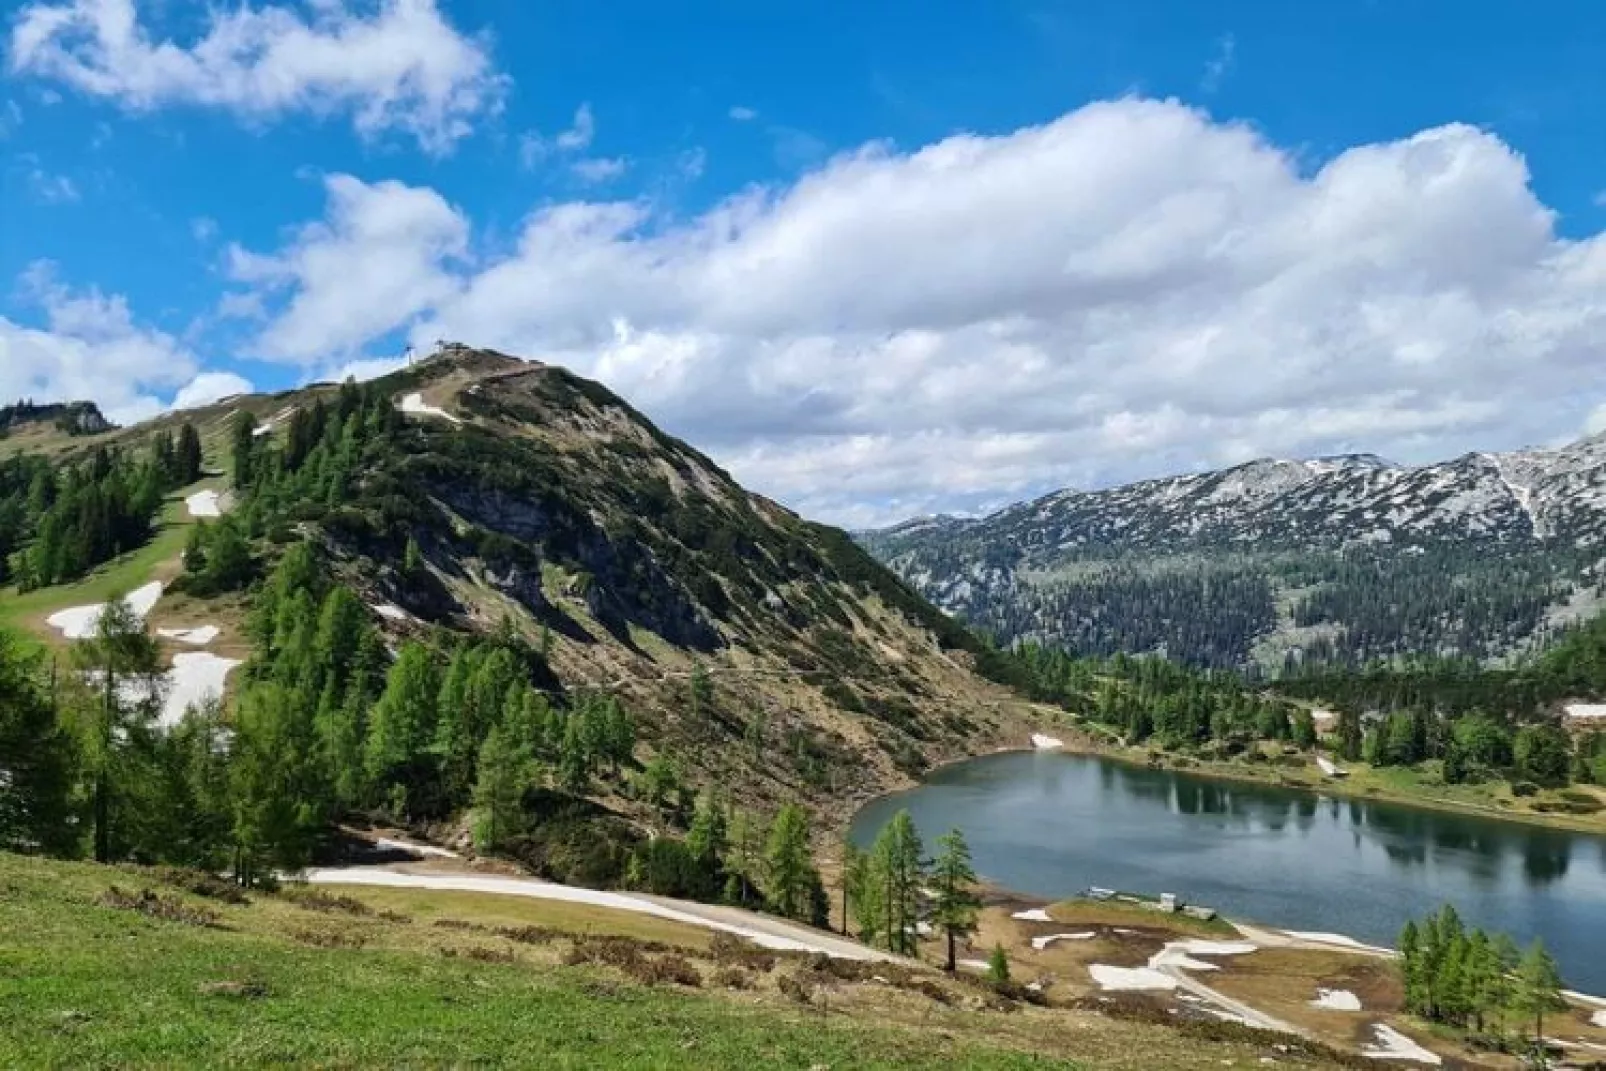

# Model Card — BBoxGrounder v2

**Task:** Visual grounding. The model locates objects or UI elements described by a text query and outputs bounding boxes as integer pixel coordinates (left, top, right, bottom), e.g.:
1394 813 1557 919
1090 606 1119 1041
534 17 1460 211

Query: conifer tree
763 803 817 922
73 594 163 863
865 809 925 955
930 828 981 971
1515 939 1565 1056
987 943 1010 985
472 724 529 851
0 632 78 855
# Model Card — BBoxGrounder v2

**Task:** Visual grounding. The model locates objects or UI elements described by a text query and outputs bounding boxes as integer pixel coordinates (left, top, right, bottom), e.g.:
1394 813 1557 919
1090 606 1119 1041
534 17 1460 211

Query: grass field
0 853 1366 1070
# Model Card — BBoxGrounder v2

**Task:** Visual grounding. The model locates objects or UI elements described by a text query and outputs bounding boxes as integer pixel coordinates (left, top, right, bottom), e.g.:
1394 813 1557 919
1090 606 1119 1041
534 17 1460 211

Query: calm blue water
849 750 1606 992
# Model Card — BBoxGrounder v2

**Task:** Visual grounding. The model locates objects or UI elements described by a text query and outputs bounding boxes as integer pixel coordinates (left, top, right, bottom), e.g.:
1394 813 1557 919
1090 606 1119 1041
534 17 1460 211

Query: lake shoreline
846 742 1606 998
1020 723 1606 836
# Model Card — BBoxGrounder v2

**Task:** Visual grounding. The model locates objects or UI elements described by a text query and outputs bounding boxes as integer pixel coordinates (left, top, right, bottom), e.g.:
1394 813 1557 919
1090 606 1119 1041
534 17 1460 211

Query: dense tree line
886 538 1594 672
993 640 1606 795
1398 905 1564 1056
1 424 205 589
1004 643 1310 753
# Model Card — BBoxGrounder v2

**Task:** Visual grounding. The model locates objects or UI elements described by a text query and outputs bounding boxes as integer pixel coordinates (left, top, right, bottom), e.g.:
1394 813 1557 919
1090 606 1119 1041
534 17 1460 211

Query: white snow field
1311 989 1363 1011
47 581 164 639
399 393 461 424
1011 907 1053 922
157 625 221 646
1030 932 1095 950
1362 1023 1441 1065
185 489 223 518
155 652 242 729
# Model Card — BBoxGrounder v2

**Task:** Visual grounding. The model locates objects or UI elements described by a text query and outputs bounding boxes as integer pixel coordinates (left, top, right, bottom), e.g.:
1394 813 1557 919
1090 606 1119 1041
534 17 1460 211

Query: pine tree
1400 920 1425 1014
930 828 981 972
176 423 203 485
364 643 440 792
0 631 78 855
230 410 257 490
1515 939 1565 1056
763 803 817 922
686 790 728 877
72 594 163 863
472 724 529 852
229 682 322 885
987 943 1010 985
866 809 925 955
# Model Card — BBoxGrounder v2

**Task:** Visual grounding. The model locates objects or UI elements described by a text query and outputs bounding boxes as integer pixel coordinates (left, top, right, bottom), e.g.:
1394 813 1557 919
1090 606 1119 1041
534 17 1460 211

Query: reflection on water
849 750 1606 993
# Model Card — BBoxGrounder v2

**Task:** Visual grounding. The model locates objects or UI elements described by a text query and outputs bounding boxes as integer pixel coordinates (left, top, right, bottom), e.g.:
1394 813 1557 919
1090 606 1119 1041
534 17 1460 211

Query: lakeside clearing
1037 720 1606 836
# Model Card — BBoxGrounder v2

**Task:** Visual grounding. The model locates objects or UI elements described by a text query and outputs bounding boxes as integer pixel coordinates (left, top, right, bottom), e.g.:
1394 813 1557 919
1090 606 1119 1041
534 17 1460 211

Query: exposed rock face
0 400 113 437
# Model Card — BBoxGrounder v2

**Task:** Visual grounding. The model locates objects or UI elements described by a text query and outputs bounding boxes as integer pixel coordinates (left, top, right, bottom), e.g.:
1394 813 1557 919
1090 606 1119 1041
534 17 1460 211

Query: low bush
281 888 374 917
99 886 220 928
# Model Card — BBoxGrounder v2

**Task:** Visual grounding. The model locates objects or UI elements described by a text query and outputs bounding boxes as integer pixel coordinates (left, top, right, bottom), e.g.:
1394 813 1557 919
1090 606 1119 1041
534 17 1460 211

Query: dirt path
302 865 901 961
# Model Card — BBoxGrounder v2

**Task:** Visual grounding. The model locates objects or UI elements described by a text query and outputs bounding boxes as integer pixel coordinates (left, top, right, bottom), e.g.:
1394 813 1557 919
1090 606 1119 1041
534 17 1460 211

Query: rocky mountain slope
863 438 1606 670
7 346 1033 820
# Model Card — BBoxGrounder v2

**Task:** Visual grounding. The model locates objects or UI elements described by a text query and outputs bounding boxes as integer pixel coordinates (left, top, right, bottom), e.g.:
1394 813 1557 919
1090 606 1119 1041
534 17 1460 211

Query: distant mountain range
861 435 1606 670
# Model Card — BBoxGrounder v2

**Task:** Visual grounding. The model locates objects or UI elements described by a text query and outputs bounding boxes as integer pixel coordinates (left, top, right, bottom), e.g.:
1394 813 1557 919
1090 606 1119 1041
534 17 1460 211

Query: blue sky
3 1 1606 525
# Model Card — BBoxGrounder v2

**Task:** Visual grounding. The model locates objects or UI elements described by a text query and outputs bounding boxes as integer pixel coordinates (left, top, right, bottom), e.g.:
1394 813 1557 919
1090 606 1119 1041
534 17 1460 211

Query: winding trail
302 864 901 962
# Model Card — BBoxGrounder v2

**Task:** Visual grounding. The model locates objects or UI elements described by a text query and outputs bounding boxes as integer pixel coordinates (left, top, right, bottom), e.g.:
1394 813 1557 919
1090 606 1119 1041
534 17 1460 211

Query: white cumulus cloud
116 99 1606 524
227 173 469 363
172 370 253 410
0 261 199 425
7 0 506 153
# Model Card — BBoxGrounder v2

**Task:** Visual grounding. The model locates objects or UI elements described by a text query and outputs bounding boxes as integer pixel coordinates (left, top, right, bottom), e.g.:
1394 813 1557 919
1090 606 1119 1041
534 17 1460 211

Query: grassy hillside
0 853 1354 1070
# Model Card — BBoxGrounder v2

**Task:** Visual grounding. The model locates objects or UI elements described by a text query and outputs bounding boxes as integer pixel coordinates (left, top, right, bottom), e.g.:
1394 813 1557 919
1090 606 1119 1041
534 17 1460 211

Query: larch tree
929 828 981 972
1515 939 1565 1057
763 803 817 922
73 594 163 863
867 809 925 956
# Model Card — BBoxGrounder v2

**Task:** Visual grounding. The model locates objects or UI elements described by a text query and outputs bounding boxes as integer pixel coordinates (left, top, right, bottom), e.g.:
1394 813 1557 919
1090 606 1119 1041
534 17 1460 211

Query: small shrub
433 918 487 932
495 924 561 945
282 888 374 917
156 868 250 905
777 973 815 1005
628 954 702 988
563 935 673 972
710 967 751 990
290 929 366 950
377 909 412 924
442 945 514 964
1511 781 1540 798
99 887 220 928
198 980 268 999
708 931 776 972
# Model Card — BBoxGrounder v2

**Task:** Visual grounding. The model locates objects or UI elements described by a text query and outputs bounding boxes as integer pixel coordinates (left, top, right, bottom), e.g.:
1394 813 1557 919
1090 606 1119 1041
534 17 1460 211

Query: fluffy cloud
0 262 198 424
218 99 1606 524
226 173 468 362
7 0 505 152
171 370 253 410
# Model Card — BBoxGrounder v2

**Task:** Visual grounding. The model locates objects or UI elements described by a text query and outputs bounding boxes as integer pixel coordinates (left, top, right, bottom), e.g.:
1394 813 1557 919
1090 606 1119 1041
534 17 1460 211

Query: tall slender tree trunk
945 927 956 972
95 667 114 863
93 772 109 863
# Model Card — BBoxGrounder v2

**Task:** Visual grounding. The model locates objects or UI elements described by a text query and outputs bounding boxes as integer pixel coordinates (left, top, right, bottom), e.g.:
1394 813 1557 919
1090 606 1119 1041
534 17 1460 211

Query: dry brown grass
99 886 222 928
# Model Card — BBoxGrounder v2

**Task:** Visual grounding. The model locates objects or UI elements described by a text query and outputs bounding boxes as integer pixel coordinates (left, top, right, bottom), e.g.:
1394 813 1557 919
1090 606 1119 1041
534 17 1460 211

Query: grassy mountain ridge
4 346 1036 826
